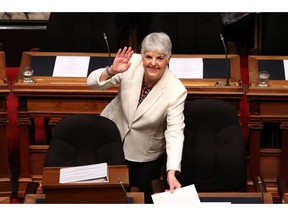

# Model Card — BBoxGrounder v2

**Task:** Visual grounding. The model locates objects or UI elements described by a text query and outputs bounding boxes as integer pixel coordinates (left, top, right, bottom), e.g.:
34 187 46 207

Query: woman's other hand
166 170 181 193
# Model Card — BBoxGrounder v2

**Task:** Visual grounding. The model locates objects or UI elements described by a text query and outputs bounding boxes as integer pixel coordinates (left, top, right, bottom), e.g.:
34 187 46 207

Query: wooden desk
198 192 273 204
24 192 145 204
12 52 244 197
42 166 130 204
247 55 288 202
25 192 272 204
0 51 11 197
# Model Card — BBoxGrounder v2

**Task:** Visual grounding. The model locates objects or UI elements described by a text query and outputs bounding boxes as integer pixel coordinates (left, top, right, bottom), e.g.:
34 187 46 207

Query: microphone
117 178 129 203
103 32 112 66
257 176 265 203
220 34 230 86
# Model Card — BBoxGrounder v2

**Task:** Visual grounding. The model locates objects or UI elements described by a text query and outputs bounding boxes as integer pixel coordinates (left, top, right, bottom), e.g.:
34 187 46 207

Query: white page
169 58 203 79
151 184 201 204
59 162 108 184
283 60 288 80
53 56 90 77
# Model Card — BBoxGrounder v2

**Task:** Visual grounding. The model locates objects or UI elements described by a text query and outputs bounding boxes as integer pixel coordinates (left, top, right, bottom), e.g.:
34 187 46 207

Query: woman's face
142 51 170 86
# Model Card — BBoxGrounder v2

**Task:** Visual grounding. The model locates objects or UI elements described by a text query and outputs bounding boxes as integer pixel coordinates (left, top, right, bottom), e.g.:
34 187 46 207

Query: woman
87 32 187 203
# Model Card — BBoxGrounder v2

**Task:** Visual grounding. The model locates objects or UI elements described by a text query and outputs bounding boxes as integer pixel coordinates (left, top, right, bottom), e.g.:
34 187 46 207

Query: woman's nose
151 58 157 66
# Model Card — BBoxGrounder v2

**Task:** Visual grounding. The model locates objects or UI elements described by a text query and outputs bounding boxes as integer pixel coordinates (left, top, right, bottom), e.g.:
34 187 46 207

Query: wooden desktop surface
12 52 244 197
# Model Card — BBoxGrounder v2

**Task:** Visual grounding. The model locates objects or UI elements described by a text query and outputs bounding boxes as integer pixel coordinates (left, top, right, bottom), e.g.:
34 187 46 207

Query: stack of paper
53 56 90 77
59 162 108 184
169 58 204 79
151 184 201 204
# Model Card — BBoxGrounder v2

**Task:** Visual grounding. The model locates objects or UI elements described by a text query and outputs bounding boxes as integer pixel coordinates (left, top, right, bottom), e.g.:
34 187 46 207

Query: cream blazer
87 53 187 172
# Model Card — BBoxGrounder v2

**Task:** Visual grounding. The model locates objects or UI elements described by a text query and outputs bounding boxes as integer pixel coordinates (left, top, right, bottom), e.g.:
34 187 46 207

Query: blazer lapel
133 68 169 121
127 69 144 126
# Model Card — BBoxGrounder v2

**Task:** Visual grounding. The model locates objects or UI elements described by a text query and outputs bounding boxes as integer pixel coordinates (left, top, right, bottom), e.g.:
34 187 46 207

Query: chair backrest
260 13 288 55
44 12 121 53
44 114 125 167
178 99 247 192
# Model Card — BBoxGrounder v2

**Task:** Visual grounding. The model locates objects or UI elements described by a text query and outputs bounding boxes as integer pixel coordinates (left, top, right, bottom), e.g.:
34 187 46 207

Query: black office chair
152 99 266 195
179 99 247 191
44 114 125 167
260 13 288 55
43 12 121 53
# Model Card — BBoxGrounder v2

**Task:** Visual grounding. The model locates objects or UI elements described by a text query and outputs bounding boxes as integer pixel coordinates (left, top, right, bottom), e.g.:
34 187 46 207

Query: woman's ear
167 56 171 64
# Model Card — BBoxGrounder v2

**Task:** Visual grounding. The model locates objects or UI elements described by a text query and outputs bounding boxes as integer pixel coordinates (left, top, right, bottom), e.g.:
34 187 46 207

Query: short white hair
141 32 172 57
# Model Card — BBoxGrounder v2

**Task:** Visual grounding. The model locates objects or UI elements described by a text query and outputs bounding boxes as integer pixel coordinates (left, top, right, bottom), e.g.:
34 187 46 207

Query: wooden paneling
0 51 11 197
247 55 288 203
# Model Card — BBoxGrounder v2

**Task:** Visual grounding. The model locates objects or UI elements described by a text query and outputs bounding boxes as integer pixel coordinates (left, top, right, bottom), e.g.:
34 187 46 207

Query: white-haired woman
87 32 187 203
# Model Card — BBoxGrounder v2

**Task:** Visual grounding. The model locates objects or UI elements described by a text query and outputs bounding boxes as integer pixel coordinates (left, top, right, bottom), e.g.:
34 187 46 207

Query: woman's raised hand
110 47 134 74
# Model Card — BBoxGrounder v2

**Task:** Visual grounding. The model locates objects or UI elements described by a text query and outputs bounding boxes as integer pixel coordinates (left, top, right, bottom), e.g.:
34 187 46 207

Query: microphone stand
118 178 129 204
103 32 112 66
220 34 230 86
257 176 265 204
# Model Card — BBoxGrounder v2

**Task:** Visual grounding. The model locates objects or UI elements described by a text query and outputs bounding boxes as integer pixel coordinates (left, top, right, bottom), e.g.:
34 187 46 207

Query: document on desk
53 56 90 77
169 58 203 79
151 184 201 204
283 60 288 80
59 162 108 184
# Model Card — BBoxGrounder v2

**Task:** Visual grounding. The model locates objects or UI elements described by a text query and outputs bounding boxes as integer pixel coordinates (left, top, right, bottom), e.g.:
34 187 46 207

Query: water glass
258 71 269 88
23 67 34 83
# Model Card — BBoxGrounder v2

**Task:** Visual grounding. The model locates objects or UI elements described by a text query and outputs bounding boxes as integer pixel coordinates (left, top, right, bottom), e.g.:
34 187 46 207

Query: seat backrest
178 99 247 192
261 13 288 55
44 114 125 167
44 12 121 53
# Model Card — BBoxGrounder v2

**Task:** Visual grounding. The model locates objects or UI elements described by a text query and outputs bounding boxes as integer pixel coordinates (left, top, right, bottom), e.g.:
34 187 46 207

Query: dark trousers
126 155 165 204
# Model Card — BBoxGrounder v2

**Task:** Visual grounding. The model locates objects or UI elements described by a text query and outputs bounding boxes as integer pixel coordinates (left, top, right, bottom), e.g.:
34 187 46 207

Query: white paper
283 60 288 80
169 58 203 79
151 184 201 204
53 56 90 77
59 162 108 184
